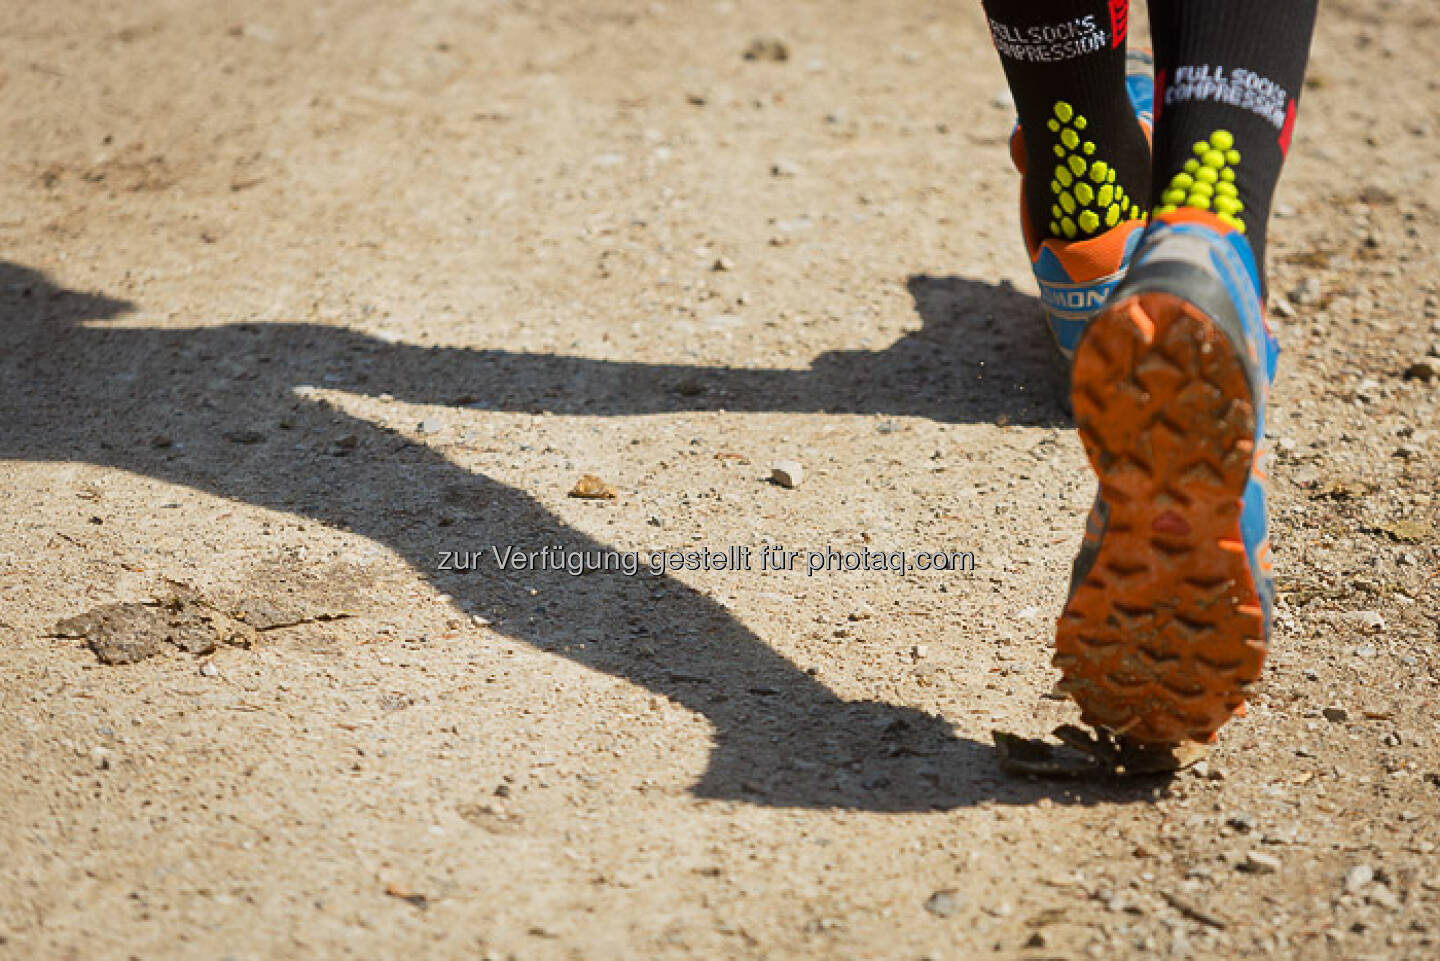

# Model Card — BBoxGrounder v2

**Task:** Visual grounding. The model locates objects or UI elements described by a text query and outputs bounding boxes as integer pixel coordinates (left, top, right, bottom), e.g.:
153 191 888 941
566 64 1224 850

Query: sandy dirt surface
2 1 1438 958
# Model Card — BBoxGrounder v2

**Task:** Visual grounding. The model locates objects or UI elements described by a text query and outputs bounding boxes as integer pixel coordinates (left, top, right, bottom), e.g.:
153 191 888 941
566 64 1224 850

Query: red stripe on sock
1110 0 1129 47
1278 99 1297 156
1154 68 1166 122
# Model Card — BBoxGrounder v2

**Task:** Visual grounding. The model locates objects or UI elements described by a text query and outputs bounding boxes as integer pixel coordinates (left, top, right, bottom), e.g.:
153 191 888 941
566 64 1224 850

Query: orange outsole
1056 292 1266 745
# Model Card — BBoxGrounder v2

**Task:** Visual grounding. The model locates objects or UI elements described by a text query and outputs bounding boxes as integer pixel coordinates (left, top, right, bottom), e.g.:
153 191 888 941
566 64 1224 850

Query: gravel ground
1 1 1437 958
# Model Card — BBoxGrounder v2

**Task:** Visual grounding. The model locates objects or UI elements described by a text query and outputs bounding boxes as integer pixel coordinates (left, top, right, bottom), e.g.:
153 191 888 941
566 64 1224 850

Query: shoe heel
1055 291 1265 744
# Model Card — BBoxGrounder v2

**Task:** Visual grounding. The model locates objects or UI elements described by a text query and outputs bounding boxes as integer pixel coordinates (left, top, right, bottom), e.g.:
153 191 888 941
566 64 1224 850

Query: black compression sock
982 0 1150 243
1148 0 1320 291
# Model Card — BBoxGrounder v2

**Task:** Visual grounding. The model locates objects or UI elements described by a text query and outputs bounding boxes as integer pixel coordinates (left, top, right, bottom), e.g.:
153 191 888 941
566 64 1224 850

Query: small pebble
1242 851 1282 875
1360 184 1397 205
743 36 790 62
1405 360 1440 383
1344 865 1374 893
1368 885 1401 911
924 889 962 918
1290 277 1323 306
1342 610 1385 632
1323 706 1349 723
770 461 804 488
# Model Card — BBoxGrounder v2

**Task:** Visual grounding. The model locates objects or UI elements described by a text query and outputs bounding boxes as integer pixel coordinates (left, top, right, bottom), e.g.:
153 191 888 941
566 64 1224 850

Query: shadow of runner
4 261 1166 810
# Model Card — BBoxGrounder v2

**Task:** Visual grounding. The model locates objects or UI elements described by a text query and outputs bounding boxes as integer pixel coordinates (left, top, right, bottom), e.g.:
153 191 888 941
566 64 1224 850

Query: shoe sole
1057 291 1265 744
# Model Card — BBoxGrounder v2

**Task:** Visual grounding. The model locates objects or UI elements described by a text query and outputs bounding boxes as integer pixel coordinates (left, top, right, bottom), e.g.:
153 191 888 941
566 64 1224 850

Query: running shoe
1055 207 1278 744
1009 51 1156 365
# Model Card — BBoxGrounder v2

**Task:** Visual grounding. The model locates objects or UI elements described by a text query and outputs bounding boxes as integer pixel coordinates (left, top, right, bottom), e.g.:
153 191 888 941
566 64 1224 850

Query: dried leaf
569 474 617 499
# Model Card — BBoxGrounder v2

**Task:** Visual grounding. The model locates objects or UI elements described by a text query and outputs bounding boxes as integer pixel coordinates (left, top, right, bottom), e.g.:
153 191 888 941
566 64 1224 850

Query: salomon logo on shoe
1037 272 1123 319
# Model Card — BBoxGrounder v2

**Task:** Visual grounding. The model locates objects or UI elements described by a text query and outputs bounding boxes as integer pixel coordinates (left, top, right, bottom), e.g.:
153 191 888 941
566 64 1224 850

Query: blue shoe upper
1033 228 1145 358
1126 217 1279 389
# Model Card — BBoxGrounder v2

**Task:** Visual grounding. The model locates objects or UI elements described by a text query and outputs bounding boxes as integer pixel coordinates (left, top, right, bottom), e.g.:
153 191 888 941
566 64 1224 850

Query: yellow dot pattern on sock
1043 101 1142 241
1153 130 1245 232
